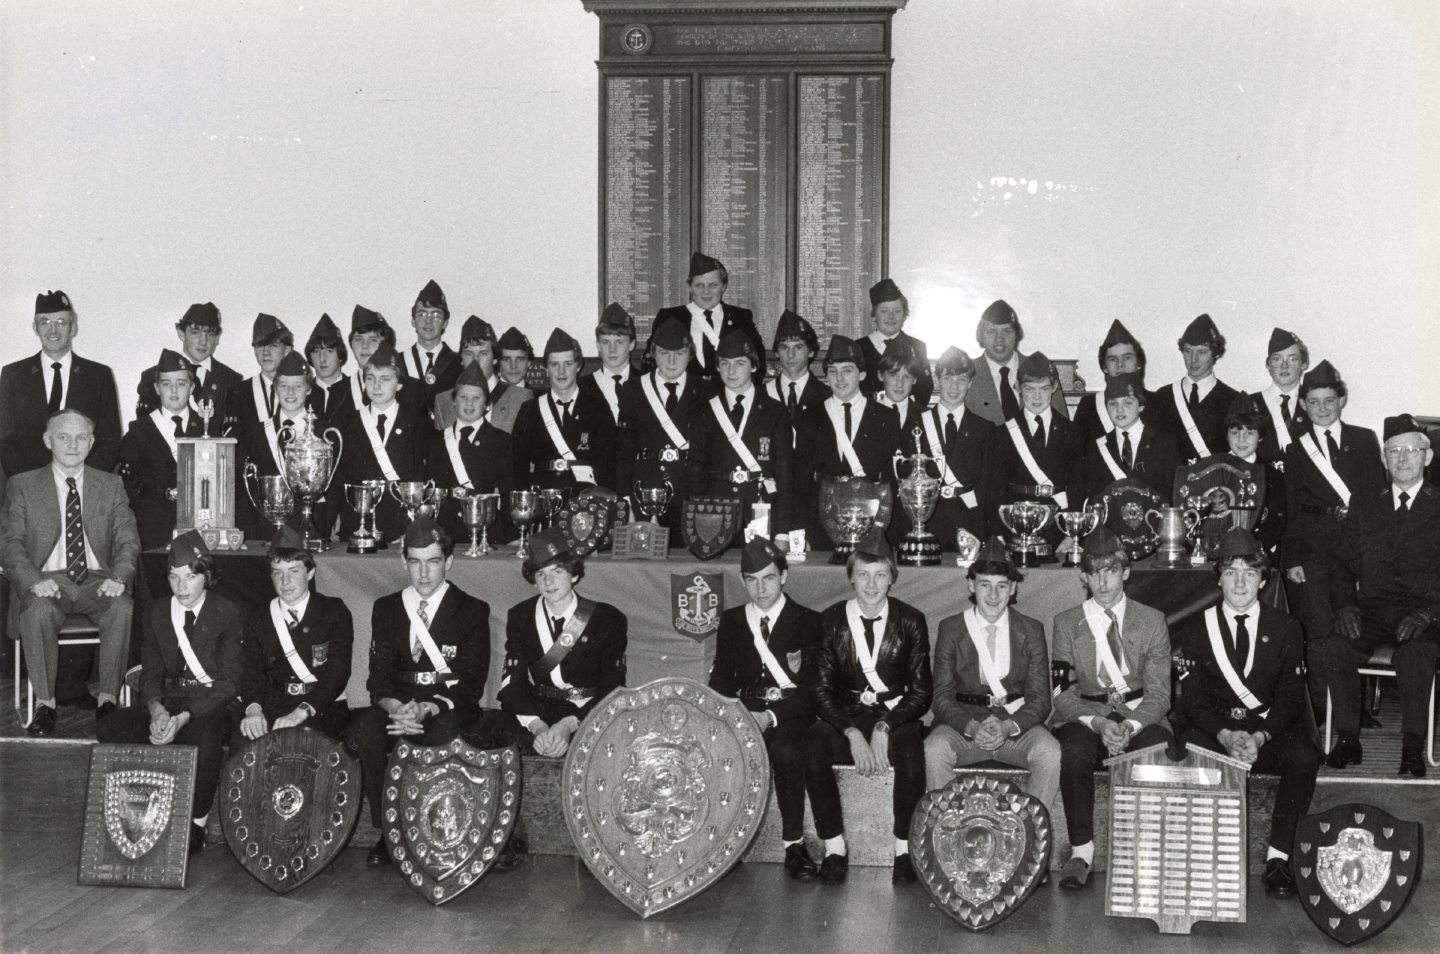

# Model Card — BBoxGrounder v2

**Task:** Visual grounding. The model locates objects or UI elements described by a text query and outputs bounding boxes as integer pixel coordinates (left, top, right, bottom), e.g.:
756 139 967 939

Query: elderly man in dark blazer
1 408 139 735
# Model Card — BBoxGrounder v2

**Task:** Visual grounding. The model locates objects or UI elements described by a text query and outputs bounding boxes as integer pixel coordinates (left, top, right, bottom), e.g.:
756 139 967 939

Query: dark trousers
1180 726 1319 855
765 717 814 842
803 716 924 840
1311 606 1439 738
1285 562 1339 708
349 706 470 826
97 704 239 821
1056 721 1171 846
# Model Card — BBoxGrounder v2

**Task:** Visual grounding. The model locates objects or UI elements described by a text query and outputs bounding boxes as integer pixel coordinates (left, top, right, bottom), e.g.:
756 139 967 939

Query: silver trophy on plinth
1055 510 1100 566
345 480 386 553
509 489 539 558
279 408 343 551
389 479 437 525
818 477 893 565
632 479 675 525
892 429 942 566
997 500 1058 567
456 488 500 557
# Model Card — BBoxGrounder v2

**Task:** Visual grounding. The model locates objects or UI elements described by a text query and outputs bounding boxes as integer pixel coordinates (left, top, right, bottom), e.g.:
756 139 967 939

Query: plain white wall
3 0 1436 432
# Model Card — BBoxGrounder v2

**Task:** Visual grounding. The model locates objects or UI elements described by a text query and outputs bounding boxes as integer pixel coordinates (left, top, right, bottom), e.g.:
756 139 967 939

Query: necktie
1398 490 1411 513
414 599 430 662
1232 613 1250 667
194 368 206 392
945 412 958 449
550 616 566 643
557 400 572 429
424 352 435 376
287 609 300 629
1121 430 1134 470
182 611 196 671
862 616 881 657
612 374 623 391
263 378 273 414
1034 414 1046 449
760 614 772 644
702 309 717 369
843 402 853 439
64 477 88 584
1280 393 1292 429
984 623 998 660
787 381 797 411
375 413 388 444
999 366 1020 421
1325 429 1341 464
48 362 63 413
172 415 184 438
1188 381 1201 413
1104 608 1124 680
730 393 745 428
281 419 294 442
664 382 679 414
460 425 475 445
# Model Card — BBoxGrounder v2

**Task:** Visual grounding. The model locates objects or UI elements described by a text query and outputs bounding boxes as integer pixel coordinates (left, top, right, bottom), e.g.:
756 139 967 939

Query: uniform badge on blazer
758 437 770 460
786 651 802 672
579 432 591 450
311 642 329 666
441 644 458 659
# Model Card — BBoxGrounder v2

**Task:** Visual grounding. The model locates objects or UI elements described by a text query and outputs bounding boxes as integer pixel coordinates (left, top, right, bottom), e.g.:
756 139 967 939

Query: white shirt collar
171 594 208 634
746 595 788 630
1394 481 1424 507
403 583 450 615
655 370 686 395
1084 595 1128 631
1183 373 1217 400
278 591 311 620
542 592 579 623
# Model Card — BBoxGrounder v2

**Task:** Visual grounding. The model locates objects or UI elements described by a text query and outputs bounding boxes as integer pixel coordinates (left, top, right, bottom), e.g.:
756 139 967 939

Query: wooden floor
3 825 1436 954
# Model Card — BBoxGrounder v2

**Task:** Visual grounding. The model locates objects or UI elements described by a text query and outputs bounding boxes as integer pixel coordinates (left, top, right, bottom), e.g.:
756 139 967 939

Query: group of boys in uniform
2 270 1436 901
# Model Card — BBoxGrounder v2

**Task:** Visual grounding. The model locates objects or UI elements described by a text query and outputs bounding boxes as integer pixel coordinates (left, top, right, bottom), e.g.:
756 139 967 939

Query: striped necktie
64 477 88 584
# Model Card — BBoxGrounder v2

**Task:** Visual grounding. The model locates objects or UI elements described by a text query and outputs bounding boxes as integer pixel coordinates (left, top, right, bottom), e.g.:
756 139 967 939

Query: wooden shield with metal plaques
1174 456 1266 555
220 728 360 894
79 744 198 888
1099 477 1165 559
910 775 1051 930
383 738 520 905
564 677 770 917
681 496 742 560
1294 803 1421 946
556 494 614 557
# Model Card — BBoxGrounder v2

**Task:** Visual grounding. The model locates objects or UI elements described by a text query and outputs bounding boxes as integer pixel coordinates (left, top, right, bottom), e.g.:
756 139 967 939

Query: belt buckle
285 683 305 696
418 672 436 685
553 460 571 473
764 687 782 703
1036 482 1054 497
1107 689 1126 705
660 447 679 463
1226 706 1248 721
939 486 956 499
731 466 750 484
988 693 1005 707
165 488 179 501
859 689 878 706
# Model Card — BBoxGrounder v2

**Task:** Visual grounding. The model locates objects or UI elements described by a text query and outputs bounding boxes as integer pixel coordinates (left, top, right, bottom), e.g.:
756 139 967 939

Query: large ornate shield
564 677 771 917
681 495 742 560
910 776 1051 930
1098 478 1165 559
383 738 520 905
79 744 197 888
556 494 614 557
1175 456 1266 555
220 728 361 894
1294 804 1421 946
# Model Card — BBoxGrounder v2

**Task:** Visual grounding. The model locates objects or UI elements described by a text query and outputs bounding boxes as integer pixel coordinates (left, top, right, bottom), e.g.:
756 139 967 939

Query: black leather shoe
1326 736 1363 769
818 853 848 884
59 693 98 710
1399 749 1427 778
1361 712 1382 730
188 823 207 856
95 701 117 722
27 706 57 737
495 835 527 872
366 839 393 866
1262 858 1295 898
784 844 819 881
892 854 917 884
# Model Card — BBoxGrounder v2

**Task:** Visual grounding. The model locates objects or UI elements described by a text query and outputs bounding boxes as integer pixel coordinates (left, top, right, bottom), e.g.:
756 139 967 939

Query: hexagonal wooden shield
1295 803 1421 946
220 728 361 894
383 738 520 905
910 775 1052 931
563 677 770 917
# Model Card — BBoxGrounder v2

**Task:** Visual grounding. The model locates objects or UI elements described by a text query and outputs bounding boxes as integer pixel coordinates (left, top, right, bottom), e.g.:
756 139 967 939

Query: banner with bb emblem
79 744 198 888
1294 803 1420 946
671 571 723 641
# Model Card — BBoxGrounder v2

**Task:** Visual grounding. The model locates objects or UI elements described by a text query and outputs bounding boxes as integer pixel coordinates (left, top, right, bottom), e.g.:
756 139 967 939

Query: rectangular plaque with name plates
78 743 198 889
175 436 244 550
1104 742 1249 934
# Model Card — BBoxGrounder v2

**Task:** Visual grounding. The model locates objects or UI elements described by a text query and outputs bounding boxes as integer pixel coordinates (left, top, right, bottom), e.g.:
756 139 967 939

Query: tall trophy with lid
279 408 343 551
892 429 942 566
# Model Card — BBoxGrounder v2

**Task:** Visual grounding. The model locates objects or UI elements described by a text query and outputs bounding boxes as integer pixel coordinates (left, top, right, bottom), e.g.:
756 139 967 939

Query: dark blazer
931 609 1051 735
615 369 706 498
1051 598 1171 728
1330 482 1440 618
308 374 351 422
917 403 997 543
579 366 637 428
858 331 933 407
118 410 207 549
993 412 1085 516
709 598 821 727
1176 603 1307 740
367 585 490 714
426 422 516 543
650 302 766 382
316 369 429 432
241 593 354 720
763 374 831 424
1256 389 1309 466
1072 388 1157 447
0 353 122 475
135 357 243 424
0 465 140 592
510 388 617 492
686 387 795 536
335 400 431 541
810 597 932 732
400 342 462 411
497 596 627 724
1148 379 1240 463
965 353 1070 426
141 592 247 717
1083 423 1180 502
1281 423 1385 569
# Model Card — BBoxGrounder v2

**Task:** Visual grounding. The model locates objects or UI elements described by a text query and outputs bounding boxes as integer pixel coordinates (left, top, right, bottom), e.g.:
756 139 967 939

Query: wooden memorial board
79 743 198 889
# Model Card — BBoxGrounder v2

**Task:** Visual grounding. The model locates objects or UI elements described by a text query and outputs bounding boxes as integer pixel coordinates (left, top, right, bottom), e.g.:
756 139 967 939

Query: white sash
1085 605 1134 701
172 599 213 687
149 408 180 460
1171 383 1212 458
349 373 366 412
747 603 797 690
404 590 456 685
591 370 622 421
1095 435 1127 481
1203 606 1265 713
360 406 401 481
921 409 978 508
1302 431 1352 506
262 418 286 472
642 374 689 450
269 599 318 684
845 601 899 709
539 397 595 484
1005 419 1069 509
443 425 473 488
691 305 722 357
534 599 581 691
1263 391 1294 452
1092 392 1114 435
251 376 271 424
824 398 868 477
709 395 775 494
962 610 1024 715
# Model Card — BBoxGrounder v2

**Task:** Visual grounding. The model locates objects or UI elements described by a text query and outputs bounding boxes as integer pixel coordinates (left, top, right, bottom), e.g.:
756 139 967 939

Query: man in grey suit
0 409 139 735
1050 524 1171 890
964 299 1070 425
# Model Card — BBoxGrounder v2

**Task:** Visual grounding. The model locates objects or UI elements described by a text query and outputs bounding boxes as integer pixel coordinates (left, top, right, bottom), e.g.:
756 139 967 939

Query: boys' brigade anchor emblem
221 727 362 894
563 677 771 917
672 572 723 641
1294 803 1421 946
383 739 520 905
